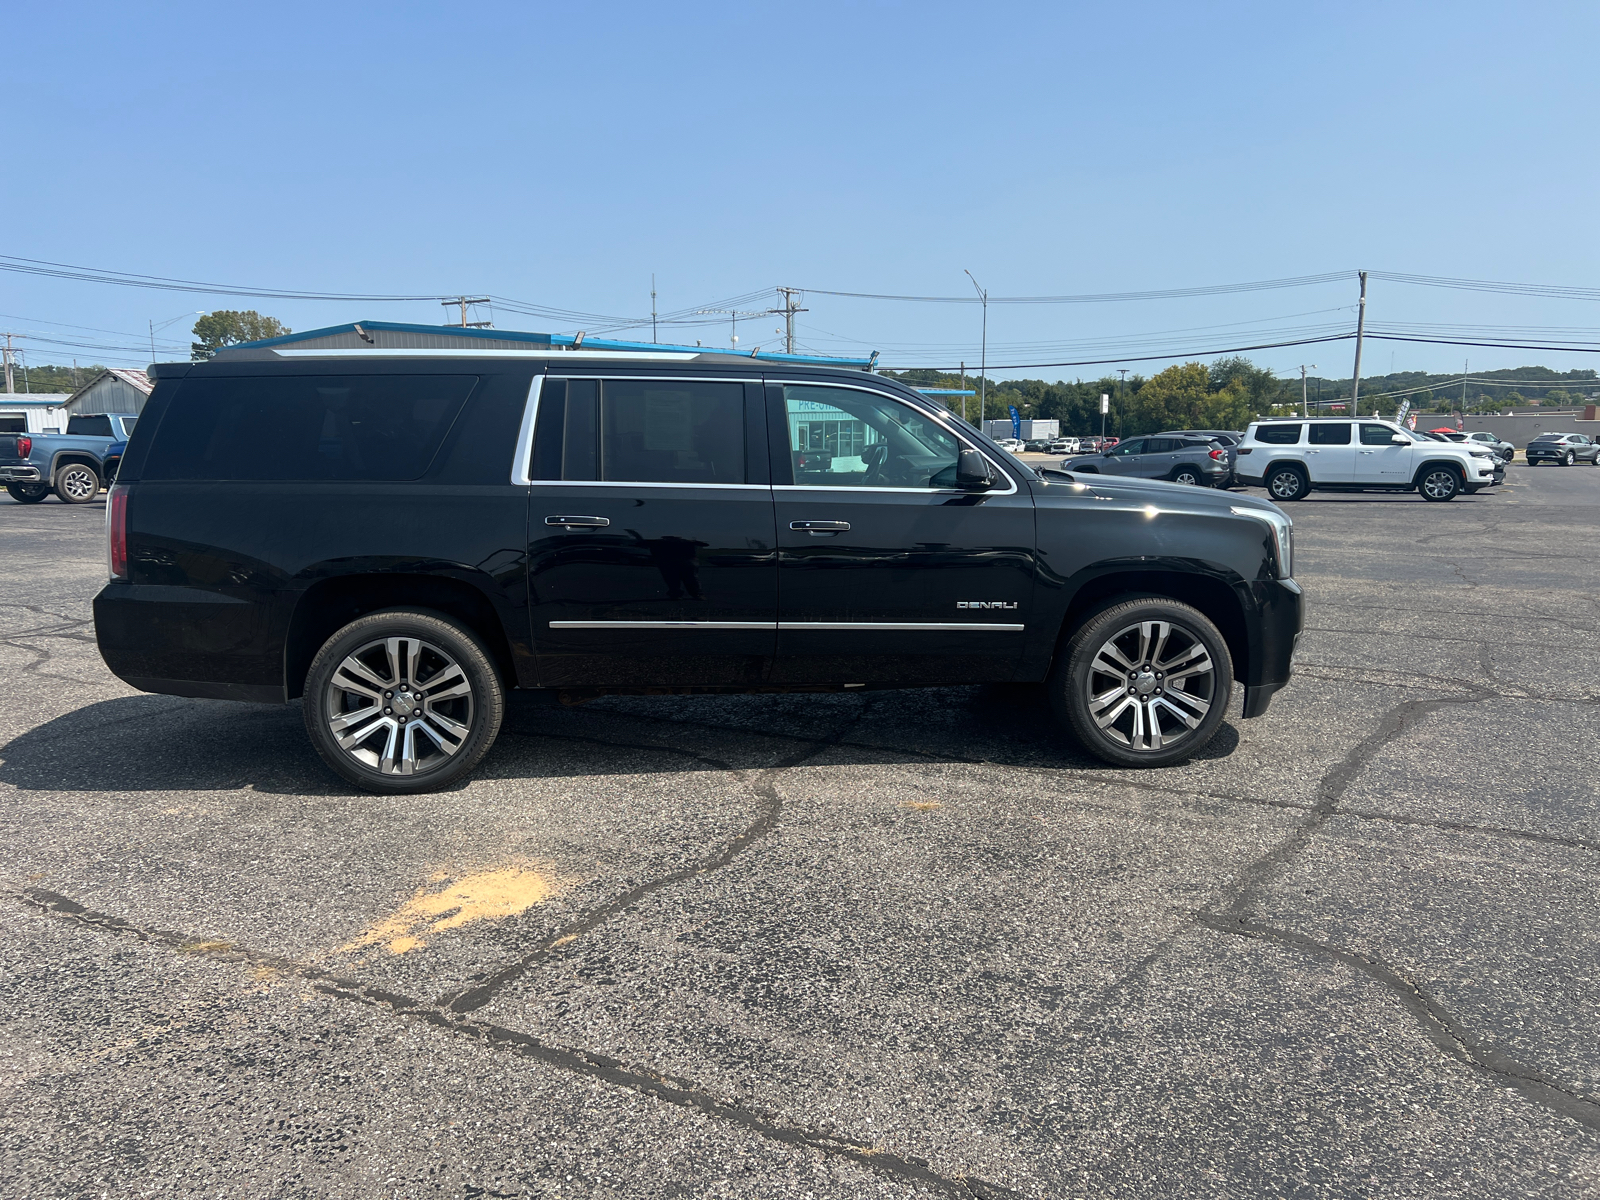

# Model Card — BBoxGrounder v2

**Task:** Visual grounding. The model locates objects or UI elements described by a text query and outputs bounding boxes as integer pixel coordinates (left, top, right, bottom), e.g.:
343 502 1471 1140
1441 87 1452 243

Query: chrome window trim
511 374 762 488
549 619 1024 632
769 378 1019 497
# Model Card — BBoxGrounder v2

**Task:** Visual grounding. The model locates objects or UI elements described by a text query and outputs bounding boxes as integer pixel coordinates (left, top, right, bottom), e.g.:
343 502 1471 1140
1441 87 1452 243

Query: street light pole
965 270 987 430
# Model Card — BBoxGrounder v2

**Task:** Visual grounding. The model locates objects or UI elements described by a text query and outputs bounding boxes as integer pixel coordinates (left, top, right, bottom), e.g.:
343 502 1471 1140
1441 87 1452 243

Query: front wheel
1419 468 1460 501
5 482 49 504
54 464 99 504
1050 597 1233 768
303 609 505 794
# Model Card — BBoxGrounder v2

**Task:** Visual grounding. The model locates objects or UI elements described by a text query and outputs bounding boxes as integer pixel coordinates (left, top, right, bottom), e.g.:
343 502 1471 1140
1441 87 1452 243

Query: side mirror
1391 434 1411 445
956 448 994 488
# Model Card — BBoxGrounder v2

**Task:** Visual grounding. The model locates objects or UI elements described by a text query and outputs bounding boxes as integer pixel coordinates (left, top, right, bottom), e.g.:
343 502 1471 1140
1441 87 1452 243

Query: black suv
94 349 1302 792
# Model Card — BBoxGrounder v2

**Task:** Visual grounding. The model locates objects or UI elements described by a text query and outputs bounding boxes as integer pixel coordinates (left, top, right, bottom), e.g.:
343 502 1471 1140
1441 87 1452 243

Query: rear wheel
54 464 99 504
303 608 504 794
1050 597 1233 768
1419 467 1460 501
1266 465 1308 501
1172 467 1201 486
1563 451 1575 466
5 483 48 504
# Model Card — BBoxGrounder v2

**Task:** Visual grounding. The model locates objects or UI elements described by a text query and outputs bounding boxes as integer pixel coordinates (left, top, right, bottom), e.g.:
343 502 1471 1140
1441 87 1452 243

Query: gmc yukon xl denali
94 348 1303 792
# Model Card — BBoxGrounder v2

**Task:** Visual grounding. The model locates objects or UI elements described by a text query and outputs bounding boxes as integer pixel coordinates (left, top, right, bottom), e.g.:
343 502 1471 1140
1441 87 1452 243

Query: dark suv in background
95 348 1302 792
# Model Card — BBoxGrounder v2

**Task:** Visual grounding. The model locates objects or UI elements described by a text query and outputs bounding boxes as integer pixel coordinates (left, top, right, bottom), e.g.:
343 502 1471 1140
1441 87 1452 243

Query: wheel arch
284 572 517 701
1263 458 1311 484
1410 458 1466 487
50 451 104 484
1056 568 1248 686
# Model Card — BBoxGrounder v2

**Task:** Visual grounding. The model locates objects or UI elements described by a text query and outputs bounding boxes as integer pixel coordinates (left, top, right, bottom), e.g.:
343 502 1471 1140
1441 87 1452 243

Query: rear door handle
790 520 850 536
545 515 610 528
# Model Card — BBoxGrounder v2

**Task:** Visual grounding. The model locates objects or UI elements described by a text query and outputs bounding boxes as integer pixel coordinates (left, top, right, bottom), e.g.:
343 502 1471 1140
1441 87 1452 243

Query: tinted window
1308 423 1351 445
1255 424 1302 444
1145 438 1177 453
119 417 137 433
0 416 25 433
143 374 475 481
783 385 961 489
1359 423 1399 445
67 415 113 437
601 380 744 484
530 379 597 481
1107 438 1145 456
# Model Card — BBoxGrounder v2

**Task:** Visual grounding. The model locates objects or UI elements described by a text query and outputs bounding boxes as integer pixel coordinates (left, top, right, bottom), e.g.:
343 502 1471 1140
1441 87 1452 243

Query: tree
191 311 291 360
1126 362 1252 432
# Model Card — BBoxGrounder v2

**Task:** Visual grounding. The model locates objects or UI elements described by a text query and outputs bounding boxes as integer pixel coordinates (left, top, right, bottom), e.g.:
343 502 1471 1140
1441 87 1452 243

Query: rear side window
533 378 745 485
67 415 113 436
143 375 475 481
1254 424 1302 445
1308 423 1351 445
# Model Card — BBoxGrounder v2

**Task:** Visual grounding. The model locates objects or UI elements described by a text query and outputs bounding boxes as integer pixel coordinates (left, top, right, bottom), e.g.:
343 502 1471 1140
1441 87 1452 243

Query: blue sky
5 1 1598 382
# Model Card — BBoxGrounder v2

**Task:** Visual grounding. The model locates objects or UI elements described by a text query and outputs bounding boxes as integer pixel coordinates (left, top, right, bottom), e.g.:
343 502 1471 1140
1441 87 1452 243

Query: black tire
1171 468 1202 486
303 608 504 794
5 482 49 504
1266 464 1308 501
1419 466 1460 501
53 463 99 504
1049 596 1233 769
1563 451 1575 467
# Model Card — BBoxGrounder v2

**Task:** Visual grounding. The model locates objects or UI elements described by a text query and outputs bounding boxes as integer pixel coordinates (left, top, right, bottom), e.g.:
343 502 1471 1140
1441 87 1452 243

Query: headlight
1232 506 1293 579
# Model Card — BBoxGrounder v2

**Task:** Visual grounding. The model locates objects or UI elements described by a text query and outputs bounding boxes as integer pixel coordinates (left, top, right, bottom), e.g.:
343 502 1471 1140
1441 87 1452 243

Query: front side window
532 378 745 485
143 375 476 481
1360 423 1398 446
1308 423 1351 445
1107 438 1145 457
782 386 962 488
1254 424 1302 445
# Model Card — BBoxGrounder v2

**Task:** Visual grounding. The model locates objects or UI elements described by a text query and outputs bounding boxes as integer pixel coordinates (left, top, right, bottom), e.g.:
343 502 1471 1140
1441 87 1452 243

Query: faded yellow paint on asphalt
342 866 567 955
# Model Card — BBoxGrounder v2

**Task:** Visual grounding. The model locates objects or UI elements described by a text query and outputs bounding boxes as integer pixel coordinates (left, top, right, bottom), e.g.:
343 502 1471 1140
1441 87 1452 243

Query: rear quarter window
1254 424 1303 445
142 374 476 481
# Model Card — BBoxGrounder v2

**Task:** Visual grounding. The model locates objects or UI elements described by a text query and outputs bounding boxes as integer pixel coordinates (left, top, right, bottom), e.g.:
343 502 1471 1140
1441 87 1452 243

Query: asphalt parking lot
3 465 1598 1199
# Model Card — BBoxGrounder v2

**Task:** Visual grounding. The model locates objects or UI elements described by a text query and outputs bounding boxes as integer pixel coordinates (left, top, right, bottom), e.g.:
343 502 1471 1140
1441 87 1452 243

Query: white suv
1234 418 1496 502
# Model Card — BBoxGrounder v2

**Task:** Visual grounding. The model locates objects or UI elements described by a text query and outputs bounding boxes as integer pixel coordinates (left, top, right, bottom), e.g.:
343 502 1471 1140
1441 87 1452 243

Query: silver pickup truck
0 413 139 504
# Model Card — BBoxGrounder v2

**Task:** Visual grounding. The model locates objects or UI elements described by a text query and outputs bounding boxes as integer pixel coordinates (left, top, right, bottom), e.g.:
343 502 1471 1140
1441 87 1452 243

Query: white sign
1100 394 1110 414
1395 398 1411 426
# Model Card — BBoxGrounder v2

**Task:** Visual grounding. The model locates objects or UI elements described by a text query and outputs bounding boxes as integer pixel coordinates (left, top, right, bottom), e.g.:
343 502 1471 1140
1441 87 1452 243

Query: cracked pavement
3 463 1599 1198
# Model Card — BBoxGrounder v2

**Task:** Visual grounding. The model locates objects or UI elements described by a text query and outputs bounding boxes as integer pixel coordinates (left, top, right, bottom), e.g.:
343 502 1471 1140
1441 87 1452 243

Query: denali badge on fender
957 601 1019 610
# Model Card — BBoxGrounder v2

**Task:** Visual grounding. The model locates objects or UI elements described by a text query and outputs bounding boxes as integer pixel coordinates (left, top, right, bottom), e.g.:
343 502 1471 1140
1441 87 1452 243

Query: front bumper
0 465 42 483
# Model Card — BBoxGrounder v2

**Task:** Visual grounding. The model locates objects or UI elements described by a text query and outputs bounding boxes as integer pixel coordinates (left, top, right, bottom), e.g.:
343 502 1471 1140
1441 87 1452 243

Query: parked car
0 413 138 504
1234 418 1495 501
1048 436 1080 454
95 349 1302 791
995 437 1026 453
1162 429 1245 485
1059 435 1231 487
1022 438 1053 453
1525 433 1600 466
1440 430 1515 461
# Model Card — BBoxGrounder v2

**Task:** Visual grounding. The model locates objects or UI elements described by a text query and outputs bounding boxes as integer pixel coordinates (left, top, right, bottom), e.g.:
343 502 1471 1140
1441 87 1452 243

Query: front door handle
545 515 610 528
790 520 850 536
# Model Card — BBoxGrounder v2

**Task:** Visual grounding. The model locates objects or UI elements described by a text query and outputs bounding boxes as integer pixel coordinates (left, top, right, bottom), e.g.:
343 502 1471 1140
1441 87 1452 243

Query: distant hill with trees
887 359 1599 436
2 363 107 394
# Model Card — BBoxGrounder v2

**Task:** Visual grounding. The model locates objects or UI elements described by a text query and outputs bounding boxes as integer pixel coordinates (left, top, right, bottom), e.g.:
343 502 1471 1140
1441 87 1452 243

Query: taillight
1210 448 1226 460
107 484 129 579
16 435 31 458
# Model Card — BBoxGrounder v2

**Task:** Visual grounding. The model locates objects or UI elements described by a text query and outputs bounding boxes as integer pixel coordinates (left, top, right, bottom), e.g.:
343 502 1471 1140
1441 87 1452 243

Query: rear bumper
0 465 42 483
94 581 287 703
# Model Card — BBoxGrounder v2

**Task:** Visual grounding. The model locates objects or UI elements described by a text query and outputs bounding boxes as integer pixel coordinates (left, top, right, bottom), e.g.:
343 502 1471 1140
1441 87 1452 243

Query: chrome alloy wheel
61 468 97 500
324 636 473 776
1084 620 1215 752
1268 470 1303 500
1421 469 1458 500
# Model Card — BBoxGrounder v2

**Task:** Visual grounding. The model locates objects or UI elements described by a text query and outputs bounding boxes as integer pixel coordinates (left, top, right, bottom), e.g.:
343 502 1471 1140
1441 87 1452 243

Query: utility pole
1299 364 1316 418
1349 270 1368 413
651 275 658 343
776 288 807 355
442 297 493 328
965 270 987 428
149 320 157 363
2 333 15 395
959 361 966 424
1462 359 1468 412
